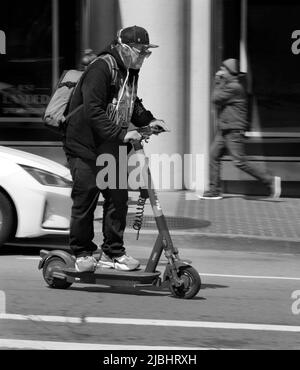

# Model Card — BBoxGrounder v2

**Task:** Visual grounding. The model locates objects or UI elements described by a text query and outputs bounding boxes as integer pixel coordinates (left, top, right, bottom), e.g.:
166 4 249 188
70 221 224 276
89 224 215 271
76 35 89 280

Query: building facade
0 0 299 195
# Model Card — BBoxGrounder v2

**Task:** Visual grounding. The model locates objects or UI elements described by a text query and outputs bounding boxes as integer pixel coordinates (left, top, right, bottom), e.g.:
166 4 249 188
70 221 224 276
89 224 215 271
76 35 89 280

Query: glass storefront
0 0 81 142
248 0 300 133
214 0 300 135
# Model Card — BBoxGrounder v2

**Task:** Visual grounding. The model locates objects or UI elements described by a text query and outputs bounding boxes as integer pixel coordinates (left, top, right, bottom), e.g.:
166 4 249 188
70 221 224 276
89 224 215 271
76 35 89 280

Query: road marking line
1 314 300 333
0 339 213 350
0 314 81 323
201 273 300 281
0 291 6 314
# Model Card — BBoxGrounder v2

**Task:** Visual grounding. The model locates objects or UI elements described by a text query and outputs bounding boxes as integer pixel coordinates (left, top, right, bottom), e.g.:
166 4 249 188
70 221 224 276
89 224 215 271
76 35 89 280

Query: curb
124 231 300 254
4 230 300 255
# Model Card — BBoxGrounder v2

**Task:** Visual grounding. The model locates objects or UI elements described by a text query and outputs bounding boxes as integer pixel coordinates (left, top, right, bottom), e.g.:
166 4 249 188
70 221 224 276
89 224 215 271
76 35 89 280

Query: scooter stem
132 141 179 272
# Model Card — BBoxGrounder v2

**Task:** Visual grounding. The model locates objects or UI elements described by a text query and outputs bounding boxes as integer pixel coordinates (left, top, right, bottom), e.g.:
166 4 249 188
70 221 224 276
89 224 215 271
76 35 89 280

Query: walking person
199 58 281 200
64 26 169 272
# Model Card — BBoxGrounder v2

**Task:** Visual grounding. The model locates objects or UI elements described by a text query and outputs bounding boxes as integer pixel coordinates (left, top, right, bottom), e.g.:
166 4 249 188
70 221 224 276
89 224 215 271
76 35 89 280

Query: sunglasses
130 45 152 58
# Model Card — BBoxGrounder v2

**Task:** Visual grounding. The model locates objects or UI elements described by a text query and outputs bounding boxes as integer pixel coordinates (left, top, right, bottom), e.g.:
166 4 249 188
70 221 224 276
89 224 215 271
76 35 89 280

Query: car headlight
19 165 73 187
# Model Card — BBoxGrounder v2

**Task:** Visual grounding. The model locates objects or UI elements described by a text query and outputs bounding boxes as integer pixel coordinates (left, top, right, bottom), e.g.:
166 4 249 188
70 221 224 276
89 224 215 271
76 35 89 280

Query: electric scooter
38 126 201 299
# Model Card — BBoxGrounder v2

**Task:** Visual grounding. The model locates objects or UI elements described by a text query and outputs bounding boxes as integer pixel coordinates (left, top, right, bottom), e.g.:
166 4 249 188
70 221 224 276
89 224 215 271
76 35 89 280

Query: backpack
43 54 118 132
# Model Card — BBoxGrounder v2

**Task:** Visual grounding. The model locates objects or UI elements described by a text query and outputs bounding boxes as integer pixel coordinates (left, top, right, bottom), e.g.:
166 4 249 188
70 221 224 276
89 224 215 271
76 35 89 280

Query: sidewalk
119 191 300 253
11 191 300 254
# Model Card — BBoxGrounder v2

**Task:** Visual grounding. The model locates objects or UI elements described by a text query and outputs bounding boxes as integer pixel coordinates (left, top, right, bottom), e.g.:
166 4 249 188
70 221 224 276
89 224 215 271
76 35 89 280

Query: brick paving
126 192 300 242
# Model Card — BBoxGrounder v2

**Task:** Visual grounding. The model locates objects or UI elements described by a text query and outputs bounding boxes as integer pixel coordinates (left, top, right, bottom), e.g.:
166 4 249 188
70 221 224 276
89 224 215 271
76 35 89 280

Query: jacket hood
98 44 125 69
222 58 239 75
97 43 141 78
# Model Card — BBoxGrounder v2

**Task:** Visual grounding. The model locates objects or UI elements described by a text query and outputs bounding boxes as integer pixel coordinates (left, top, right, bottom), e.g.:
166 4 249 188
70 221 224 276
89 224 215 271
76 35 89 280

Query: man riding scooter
64 26 169 273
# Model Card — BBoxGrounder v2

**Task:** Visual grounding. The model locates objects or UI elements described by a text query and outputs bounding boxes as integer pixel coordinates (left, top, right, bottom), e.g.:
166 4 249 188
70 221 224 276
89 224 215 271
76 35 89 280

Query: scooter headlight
19 165 72 187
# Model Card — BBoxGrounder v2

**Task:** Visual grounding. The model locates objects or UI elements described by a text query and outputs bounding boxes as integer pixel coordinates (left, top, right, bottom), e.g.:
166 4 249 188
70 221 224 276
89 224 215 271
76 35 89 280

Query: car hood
0 146 71 179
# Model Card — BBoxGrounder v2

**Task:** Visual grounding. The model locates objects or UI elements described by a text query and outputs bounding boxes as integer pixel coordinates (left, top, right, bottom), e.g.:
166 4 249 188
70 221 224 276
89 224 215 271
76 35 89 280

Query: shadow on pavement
201 283 229 290
243 196 285 203
67 285 206 300
64 282 228 298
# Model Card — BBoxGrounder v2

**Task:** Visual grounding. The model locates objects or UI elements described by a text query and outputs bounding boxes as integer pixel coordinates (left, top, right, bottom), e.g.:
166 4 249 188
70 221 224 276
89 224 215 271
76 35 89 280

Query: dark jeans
68 156 128 258
209 130 272 193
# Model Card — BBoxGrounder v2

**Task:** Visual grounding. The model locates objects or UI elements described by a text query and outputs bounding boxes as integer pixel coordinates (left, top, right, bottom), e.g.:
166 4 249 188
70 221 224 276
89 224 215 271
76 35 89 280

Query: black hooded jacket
63 44 155 161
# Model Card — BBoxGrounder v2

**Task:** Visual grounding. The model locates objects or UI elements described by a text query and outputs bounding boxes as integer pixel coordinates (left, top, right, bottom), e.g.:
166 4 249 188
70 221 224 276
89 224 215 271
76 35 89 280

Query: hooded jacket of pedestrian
64 43 155 161
212 74 248 131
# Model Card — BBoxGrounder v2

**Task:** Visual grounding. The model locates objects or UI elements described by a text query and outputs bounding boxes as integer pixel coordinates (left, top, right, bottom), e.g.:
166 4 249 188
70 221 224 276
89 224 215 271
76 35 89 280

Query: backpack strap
66 54 118 121
58 81 77 89
98 54 118 85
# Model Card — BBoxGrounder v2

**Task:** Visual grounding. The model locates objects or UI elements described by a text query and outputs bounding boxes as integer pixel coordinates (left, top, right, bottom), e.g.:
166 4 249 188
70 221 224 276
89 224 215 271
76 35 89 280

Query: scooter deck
53 267 161 288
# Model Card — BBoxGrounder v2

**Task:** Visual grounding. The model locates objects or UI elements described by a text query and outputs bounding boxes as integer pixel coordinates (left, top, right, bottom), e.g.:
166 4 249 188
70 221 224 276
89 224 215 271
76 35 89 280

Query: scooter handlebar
137 125 165 139
129 125 167 150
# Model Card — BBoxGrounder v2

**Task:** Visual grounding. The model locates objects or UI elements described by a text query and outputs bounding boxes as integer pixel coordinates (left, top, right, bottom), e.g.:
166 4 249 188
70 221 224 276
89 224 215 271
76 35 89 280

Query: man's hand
123 130 142 143
149 119 170 134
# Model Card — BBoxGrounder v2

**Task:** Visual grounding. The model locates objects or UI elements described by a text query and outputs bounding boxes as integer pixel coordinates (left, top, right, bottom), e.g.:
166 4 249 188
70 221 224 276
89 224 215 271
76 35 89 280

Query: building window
248 0 300 133
0 0 80 141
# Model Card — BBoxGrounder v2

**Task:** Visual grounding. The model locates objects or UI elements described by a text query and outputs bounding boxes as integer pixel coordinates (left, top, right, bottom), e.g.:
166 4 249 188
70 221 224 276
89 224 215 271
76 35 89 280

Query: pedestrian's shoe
75 256 97 272
98 253 140 271
197 191 223 200
269 176 281 199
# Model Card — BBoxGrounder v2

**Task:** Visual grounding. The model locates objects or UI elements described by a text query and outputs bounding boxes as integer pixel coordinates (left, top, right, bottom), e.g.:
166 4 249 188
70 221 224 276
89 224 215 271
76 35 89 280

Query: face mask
119 43 150 69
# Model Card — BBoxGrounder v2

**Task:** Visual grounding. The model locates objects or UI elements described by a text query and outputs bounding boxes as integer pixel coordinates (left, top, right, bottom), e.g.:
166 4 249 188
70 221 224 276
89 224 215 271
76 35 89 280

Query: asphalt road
1 235 300 351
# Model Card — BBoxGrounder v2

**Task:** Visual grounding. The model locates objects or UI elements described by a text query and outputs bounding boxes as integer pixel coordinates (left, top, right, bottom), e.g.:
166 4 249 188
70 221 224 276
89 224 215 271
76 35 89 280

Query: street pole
81 0 91 51
240 0 248 74
51 0 59 90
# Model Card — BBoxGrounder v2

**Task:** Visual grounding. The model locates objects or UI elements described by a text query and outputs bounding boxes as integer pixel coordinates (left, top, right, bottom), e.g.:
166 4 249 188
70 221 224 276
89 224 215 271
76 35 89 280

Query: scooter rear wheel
43 257 72 289
169 266 201 299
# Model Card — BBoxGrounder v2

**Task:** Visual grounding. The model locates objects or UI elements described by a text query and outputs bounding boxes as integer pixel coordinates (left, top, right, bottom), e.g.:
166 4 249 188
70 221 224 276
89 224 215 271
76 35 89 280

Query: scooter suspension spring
133 196 147 240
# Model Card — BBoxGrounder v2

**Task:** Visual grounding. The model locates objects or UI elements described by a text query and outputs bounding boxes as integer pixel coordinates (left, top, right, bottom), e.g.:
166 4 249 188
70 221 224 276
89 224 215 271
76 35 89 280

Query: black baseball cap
118 26 159 48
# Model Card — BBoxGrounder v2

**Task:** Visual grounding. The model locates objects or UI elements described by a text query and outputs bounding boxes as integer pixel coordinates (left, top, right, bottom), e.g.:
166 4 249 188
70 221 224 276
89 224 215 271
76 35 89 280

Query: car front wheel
0 192 15 246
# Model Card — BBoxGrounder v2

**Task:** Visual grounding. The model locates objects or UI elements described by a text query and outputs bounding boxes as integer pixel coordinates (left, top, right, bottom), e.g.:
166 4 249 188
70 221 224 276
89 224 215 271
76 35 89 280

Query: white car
0 146 72 246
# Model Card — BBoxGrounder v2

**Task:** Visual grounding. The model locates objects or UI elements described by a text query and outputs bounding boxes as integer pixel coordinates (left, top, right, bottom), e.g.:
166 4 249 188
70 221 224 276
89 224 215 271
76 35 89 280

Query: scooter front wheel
169 266 201 299
43 257 72 289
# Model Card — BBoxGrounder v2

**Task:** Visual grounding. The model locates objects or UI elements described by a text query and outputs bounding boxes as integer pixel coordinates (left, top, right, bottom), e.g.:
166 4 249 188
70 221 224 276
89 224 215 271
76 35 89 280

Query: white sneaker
113 254 140 271
98 253 140 271
75 256 97 272
97 253 115 269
